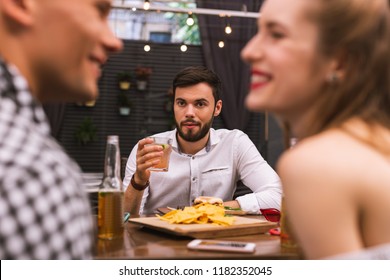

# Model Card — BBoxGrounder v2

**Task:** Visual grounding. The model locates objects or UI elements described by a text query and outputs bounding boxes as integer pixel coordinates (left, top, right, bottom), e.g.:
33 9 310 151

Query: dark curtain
43 103 66 139
196 0 263 130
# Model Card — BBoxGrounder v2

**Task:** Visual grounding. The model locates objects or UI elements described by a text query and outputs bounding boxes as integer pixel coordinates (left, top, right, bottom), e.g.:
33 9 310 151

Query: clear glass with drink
280 138 299 248
146 137 172 172
280 196 298 249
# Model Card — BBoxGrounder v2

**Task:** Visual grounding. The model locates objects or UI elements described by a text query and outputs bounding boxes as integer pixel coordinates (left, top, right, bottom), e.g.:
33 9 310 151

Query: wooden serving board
129 216 277 239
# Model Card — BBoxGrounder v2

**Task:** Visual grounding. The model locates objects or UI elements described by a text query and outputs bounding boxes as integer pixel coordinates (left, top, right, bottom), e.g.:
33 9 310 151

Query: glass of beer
146 137 172 172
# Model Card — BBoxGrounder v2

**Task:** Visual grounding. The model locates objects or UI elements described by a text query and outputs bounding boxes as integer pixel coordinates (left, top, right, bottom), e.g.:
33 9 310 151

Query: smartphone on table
187 239 255 253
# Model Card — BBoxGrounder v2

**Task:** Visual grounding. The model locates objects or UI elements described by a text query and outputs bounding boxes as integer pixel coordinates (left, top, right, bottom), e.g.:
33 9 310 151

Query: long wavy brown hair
291 0 390 152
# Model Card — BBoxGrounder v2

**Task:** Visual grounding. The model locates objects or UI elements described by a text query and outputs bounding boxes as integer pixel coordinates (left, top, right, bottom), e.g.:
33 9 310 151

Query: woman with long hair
242 0 390 259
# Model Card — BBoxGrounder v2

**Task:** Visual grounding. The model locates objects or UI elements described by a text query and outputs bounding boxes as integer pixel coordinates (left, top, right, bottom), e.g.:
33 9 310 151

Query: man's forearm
124 185 144 215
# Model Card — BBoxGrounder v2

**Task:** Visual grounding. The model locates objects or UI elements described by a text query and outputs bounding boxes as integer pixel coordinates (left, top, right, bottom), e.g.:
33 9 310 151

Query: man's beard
176 116 214 142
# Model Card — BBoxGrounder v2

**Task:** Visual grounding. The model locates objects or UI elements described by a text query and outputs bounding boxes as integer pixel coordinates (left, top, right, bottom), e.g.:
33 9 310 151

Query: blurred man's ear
214 100 222 117
0 0 34 26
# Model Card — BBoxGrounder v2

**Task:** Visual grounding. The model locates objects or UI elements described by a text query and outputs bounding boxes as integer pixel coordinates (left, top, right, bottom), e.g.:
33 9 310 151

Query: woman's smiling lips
250 69 272 90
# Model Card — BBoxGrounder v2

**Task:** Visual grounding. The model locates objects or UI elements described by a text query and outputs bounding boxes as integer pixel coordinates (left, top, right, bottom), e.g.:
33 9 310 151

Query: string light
218 41 225 48
225 23 232 34
143 0 150 11
144 44 151 52
180 44 188 52
186 13 194 26
113 2 259 19
132 7 137 11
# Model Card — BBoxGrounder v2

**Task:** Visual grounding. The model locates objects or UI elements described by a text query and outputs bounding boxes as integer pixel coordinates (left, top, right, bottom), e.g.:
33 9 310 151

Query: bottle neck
104 142 121 179
101 136 122 190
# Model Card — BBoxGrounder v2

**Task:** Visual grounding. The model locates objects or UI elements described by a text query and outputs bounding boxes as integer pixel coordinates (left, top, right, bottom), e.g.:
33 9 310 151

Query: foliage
118 92 132 107
164 2 201 45
117 71 132 82
74 117 97 146
135 66 152 80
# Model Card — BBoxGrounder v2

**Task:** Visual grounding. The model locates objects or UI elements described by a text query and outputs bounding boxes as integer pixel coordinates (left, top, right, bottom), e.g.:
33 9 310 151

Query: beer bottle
98 135 124 240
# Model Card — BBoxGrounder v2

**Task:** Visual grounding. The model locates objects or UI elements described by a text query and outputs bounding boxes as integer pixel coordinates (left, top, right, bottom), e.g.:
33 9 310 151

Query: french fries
157 203 236 226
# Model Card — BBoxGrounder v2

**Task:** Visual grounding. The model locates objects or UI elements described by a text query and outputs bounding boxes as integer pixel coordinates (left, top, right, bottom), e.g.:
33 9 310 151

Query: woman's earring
326 72 340 84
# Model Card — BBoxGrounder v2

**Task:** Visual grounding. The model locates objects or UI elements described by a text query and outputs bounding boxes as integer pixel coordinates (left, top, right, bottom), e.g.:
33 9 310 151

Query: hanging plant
135 66 152 91
74 117 97 145
118 92 132 116
117 71 132 90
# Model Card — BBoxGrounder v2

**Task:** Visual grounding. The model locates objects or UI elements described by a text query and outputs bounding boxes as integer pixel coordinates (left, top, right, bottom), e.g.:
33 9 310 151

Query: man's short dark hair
172 66 222 104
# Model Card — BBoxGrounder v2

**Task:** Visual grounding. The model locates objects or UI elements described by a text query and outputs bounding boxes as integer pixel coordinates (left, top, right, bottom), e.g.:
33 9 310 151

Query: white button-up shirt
123 128 282 214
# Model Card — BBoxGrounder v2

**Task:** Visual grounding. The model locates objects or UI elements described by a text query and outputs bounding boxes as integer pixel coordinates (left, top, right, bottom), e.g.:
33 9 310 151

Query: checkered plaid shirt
0 58 93 259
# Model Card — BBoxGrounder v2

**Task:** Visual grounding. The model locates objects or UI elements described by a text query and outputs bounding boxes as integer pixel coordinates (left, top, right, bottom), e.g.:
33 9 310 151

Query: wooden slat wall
58 40 280 173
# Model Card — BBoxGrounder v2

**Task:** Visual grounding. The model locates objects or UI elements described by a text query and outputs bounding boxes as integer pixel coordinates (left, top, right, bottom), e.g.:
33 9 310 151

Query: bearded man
124 66 281 215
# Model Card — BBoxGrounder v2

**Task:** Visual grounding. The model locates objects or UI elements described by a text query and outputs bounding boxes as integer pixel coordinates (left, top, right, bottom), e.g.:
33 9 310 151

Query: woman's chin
245 94 268 112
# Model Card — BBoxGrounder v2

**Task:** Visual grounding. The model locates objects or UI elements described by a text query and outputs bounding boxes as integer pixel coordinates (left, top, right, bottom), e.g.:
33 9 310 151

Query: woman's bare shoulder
277 129 368 184
279 130 344 163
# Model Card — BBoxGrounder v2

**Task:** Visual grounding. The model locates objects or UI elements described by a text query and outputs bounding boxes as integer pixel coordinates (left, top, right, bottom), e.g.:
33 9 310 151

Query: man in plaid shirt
0 0 122 259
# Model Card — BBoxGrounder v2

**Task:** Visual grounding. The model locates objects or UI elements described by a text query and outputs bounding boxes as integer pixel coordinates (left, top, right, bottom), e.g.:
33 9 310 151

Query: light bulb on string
186 13 194 26
143 0 150 10
144 44 151 52
180 44 188 52
218 41 225 48
225 23 232 34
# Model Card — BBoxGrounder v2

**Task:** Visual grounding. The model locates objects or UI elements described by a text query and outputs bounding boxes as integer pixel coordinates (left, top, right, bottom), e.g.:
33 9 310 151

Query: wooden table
94 216 301 260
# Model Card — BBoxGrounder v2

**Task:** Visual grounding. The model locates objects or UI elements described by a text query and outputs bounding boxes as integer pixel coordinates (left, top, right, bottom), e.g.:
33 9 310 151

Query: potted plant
118 92 132 116
135 66 152 91
117 71 132 90
74 117 97 145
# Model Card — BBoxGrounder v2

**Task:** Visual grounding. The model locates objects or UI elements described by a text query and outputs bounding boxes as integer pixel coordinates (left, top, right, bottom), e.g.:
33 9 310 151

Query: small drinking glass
260 208 281 223
146 137 172 172
260 208 281 236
